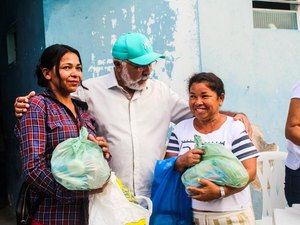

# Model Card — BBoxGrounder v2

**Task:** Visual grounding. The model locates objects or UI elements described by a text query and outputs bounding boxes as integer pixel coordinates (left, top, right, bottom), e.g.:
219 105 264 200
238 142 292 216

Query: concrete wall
43 0 201 96
43 0 298 151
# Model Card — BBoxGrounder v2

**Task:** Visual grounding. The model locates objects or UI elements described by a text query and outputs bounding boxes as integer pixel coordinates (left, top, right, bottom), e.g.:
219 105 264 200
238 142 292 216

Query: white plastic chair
255 151 288 225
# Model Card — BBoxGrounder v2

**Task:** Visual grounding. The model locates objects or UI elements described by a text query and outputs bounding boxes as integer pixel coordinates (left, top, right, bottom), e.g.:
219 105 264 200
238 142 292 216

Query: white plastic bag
89 172 152 225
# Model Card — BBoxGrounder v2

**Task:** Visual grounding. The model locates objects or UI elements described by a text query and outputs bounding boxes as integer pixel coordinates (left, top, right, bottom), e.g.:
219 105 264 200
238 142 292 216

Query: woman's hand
188 157 257 201
187 179 222 201
89 179 110 194
88 135 111 160
174 148 204 172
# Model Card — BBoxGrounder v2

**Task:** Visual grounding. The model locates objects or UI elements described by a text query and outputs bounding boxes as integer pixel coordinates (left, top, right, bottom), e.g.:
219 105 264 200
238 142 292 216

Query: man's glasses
124 60 156 72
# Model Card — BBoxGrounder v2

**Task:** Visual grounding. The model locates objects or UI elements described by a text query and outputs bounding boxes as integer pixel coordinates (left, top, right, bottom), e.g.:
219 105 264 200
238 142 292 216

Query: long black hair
35 44 82 87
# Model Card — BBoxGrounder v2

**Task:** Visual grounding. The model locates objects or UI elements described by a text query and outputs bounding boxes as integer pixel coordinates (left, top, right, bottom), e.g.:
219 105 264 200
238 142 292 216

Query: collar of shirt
105 70 149 100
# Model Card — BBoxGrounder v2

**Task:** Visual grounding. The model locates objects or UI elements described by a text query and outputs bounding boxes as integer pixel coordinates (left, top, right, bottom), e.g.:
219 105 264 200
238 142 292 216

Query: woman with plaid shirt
15 44 109 225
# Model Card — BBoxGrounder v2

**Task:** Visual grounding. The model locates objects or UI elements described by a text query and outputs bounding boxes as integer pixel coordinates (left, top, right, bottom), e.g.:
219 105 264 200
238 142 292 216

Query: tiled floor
0 206 15 225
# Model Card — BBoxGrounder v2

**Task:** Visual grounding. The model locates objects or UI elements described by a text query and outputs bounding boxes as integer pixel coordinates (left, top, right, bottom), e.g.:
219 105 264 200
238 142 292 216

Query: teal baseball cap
112 32 165 65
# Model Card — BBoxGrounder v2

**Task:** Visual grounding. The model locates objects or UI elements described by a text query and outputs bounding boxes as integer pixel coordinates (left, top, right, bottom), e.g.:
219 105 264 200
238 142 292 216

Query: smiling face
43 52 82 98
189 81 224 122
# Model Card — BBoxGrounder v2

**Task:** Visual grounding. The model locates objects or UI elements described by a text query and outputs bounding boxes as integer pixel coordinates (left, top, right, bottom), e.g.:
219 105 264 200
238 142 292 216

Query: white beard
121 64 150 91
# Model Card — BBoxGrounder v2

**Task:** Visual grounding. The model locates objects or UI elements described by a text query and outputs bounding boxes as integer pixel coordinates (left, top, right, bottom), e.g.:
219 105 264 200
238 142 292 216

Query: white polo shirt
73 71 191 197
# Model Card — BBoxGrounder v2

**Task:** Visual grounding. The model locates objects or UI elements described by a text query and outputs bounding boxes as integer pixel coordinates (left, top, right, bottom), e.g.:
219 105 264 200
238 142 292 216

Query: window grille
253 0 300 29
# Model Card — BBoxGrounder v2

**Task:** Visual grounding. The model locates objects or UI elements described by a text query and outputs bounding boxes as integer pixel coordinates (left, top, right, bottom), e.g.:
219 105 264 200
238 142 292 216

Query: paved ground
0 206 15 225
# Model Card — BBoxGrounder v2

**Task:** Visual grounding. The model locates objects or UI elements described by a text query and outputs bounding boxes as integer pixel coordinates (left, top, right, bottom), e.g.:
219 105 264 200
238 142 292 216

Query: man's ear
113 60 123 74
42 68 51 80
113 59 122 67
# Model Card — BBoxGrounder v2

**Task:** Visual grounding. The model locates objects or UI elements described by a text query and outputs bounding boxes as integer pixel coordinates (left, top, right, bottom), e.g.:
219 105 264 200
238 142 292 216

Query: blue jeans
285 166 300 206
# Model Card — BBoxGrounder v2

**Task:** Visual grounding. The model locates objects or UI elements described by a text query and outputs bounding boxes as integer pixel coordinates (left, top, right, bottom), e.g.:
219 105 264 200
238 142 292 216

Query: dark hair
35 44 82 87
188 72 225 97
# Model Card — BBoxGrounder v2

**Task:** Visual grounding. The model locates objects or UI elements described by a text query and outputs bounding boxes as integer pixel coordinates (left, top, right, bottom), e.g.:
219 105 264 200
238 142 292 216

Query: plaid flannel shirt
15 89 96 225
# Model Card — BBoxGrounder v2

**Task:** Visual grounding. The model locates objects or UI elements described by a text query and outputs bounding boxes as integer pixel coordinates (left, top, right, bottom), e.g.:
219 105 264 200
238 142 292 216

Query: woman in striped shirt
165 72 258 225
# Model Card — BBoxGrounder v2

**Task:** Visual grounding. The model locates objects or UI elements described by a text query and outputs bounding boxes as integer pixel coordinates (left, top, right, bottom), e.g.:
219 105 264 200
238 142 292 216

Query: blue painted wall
43 0 201 90
43 0 179 76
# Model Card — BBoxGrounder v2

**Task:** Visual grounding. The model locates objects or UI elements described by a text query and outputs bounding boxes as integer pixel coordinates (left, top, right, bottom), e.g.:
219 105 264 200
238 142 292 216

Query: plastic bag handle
134 195 153 214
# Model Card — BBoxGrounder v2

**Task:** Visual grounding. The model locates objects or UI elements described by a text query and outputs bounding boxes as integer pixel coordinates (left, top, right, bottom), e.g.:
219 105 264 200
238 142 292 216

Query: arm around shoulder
14 91 36 118
220 110 252 137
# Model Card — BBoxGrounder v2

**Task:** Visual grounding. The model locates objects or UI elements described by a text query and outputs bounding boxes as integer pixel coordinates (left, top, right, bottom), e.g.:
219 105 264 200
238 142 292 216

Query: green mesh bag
181 135 249 194
51 127 111 190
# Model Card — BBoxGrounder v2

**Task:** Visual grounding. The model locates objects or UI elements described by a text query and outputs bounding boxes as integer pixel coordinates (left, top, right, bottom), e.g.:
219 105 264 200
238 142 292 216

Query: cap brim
129 52 165 65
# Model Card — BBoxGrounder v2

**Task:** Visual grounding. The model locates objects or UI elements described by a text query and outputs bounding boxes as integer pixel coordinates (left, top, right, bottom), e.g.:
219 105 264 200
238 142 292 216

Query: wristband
219 186 225 199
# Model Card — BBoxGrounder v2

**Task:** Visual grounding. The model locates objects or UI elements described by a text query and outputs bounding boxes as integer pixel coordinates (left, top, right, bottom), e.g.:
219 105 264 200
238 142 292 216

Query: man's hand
14 91 36 117
233 113 252 138
220 111 253 138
